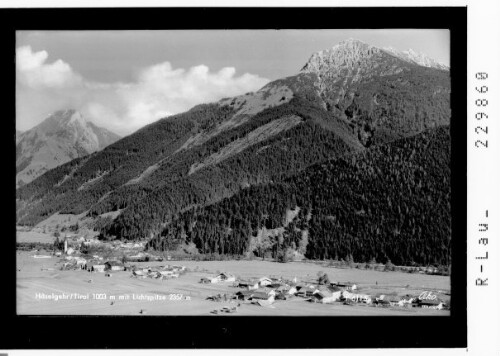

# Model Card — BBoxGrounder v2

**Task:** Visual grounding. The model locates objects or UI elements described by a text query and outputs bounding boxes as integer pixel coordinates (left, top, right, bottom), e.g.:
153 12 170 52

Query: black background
0 6 467 349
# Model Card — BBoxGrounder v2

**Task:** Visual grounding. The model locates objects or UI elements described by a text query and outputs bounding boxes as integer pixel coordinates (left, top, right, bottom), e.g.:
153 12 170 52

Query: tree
384 259 395 272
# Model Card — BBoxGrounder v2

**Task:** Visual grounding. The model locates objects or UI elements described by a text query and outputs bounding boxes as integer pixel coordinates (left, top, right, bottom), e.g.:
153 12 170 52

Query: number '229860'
474 72 488 149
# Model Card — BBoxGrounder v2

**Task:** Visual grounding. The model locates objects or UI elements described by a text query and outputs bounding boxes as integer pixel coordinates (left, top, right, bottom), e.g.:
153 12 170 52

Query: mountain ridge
382 46 449 71
302 39 448 73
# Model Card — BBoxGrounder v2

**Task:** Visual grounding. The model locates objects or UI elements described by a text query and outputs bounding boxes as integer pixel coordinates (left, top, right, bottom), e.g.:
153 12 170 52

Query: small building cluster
203 273 449 311
131 265 187 280
199 272 236 284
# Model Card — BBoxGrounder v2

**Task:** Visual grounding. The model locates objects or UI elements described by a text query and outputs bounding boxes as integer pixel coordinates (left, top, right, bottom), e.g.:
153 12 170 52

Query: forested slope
149 126 451 266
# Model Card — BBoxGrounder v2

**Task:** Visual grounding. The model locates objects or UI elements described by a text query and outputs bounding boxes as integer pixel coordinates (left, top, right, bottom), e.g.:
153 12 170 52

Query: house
322 291 342 304
248 282 259 290
105 261 124 271
312 286 333 298
235 290 254 301
250 290 275 300
132 269 145 277
201 272 236 284
274 290 287 300
252 294 275 307
374 298 390 306
275 285 290 293
258 277 273 287
417 298 444 309
91 264 106 273
126 254 147 262
356 294 372 304
267 282 282 289
331 282 357 291
295 289 315 298
237 280 259 290
372 295 399 306
171 265 186 272
160 271 179 279
310 289 342 304
287 286 298 295
217 272 236 282
308 288 332 303
235 289 276 301
234 290 274 301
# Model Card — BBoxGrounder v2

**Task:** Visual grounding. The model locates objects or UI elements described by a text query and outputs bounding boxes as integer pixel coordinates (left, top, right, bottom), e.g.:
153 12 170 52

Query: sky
16 30 449 136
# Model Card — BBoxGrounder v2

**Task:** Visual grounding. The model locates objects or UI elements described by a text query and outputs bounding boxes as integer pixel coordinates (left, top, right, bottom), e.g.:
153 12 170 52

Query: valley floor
16 251 450 316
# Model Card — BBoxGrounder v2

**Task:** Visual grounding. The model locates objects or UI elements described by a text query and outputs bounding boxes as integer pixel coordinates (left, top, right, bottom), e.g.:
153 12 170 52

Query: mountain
16 130 23 144
16 109 120 187
300 39 449 144
16 39 451 265
382 46 449 71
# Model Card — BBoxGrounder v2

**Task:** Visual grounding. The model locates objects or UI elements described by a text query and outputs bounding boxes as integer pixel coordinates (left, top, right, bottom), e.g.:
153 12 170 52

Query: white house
321 291 342 304
258 277 273 287
105 261 125 271
92 264 106 273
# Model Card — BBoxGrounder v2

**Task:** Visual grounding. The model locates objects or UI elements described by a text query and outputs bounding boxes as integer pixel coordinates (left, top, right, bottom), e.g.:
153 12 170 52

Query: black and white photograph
15 29 453 317
2 3 489 352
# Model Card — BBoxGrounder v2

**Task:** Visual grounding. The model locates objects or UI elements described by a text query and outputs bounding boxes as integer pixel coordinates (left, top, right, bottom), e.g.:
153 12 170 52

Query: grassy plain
17 250 450 316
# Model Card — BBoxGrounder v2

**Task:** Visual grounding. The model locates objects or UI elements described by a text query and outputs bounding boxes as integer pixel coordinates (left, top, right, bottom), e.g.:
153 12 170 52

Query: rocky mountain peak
16 109 120 187
302 39 449 76
301 38 382 74
34 109 88 135
47 109 86 126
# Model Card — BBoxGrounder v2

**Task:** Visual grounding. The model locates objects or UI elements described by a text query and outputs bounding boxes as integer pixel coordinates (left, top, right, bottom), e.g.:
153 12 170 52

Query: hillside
149 126 451 266
16 110 120 186
16 39 451 250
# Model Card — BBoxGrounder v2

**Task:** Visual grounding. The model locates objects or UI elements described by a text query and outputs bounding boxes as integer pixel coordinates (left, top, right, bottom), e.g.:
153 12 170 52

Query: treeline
148 126 451 266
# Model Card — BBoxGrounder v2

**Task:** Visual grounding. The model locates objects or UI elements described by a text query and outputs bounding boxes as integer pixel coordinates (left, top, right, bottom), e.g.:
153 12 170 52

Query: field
17 250 450 316
16 230 57 244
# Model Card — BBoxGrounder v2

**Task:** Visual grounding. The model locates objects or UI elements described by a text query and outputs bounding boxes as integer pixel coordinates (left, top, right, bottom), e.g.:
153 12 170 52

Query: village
17 231 451 316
